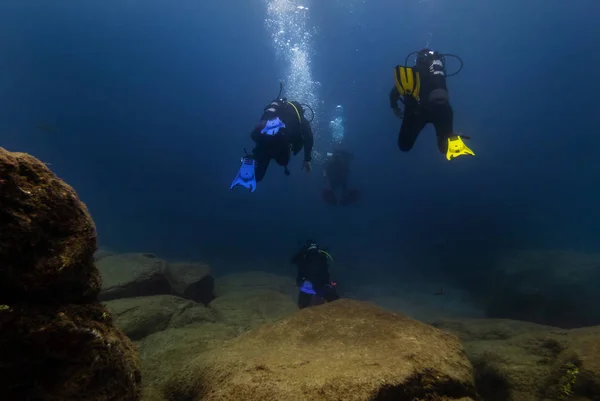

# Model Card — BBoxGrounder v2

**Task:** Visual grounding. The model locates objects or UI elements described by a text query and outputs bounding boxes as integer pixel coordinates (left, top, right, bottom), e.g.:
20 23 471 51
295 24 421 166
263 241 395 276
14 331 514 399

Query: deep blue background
1 0 599 286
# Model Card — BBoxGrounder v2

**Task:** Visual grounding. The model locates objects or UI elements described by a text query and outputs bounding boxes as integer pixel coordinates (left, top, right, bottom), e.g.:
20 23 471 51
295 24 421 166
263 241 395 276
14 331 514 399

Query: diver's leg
398 106 427 151
340 174 348 195
327 177 336 191
298 291 312 309
274 141 291 167
432 103 454 154
322 177 338 205
252 142 271 182
274 140 292 175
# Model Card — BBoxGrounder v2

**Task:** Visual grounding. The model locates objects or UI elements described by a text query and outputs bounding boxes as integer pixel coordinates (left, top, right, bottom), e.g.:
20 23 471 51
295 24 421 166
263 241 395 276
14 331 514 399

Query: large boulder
210 288 298 333
136 323 239 391
0 148 141 401
168 261 214 305
163 299 477 401
544 326 600 399
433 318 600 400
434 318 567 400
103 295 217 340
98 253 173 301
0 303 141 401
0 148 100 304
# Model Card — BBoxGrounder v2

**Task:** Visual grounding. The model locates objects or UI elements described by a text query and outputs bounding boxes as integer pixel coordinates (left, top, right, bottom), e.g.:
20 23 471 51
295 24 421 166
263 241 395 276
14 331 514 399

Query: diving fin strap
230 156 257 192
394 65 420 101
446 135 475 161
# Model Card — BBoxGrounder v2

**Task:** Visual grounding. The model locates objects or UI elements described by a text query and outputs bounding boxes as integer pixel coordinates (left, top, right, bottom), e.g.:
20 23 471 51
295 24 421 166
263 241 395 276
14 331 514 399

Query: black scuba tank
416 49 446 78
415 49 448 102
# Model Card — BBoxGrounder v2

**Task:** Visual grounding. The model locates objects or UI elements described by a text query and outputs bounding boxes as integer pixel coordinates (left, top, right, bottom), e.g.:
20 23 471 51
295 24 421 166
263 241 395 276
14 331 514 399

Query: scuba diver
291 240 339 309
390 48 475 160
230 83 315 192
322 148 361 206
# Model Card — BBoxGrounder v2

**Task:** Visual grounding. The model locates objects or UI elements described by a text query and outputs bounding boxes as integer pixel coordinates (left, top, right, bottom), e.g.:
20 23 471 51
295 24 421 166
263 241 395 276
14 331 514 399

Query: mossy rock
0 302 141 401
104 295 217 340
163 299 477 401
0 148 99 304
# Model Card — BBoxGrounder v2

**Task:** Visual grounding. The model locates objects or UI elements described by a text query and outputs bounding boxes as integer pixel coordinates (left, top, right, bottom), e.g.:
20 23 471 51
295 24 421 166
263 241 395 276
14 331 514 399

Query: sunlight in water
265 0 321 129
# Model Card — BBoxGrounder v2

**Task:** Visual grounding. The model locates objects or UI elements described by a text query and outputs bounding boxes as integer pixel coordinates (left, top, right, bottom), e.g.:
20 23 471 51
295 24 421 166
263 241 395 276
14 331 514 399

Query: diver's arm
389 86 400 109
390 86 404 119
302 120 314 162
290 248 305 265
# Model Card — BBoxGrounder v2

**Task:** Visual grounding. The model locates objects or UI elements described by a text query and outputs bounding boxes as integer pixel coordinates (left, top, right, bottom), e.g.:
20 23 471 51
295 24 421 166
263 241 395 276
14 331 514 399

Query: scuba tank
416 49 447 78
404 48 463 104
404 49 464 78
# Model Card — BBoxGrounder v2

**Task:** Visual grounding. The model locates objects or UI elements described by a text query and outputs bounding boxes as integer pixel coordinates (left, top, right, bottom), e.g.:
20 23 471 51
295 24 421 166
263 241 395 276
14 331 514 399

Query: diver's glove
302 160 312 172
230 156 257 192
446 135 475 161
392 107 404 120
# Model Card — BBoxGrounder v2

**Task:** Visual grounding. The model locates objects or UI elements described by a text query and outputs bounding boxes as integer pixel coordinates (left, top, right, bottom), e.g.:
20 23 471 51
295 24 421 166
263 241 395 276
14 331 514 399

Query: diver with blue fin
230 82 315 191
229 152 257 192
390 48 475 160
291 240 339 309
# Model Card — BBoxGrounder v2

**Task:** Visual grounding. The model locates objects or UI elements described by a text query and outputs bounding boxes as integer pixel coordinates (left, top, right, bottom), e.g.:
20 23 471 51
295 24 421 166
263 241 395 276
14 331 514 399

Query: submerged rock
167 261 214 305
434 317 600 400
98 253 173 301
0 148 141 401
210 288 298 333
544 326 600 399
0 303 140 401
136 323 238 391
103 295 217 340
0 148 100 304
163 299 477 401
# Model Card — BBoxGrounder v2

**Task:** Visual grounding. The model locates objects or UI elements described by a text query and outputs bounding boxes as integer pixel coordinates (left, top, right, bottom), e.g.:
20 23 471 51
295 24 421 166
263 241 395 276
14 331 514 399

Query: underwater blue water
0 0 599 284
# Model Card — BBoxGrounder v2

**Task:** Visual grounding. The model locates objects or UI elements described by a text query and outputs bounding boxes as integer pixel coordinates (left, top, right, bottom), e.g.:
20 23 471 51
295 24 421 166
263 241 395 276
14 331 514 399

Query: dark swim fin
394 65 420 101
322 188 337 205
230 157 257 192
340 189 361 206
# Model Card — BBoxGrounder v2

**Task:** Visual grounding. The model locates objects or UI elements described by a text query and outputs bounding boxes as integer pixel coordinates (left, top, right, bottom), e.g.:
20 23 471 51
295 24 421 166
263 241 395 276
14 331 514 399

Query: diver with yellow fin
230 82 315 192
390 48 475 160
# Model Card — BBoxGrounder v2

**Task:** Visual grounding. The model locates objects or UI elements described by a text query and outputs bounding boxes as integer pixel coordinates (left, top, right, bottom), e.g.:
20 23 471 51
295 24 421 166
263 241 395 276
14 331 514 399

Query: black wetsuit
250 100 314 182
325 151 353 193
291 246 339 309
390 53 454 154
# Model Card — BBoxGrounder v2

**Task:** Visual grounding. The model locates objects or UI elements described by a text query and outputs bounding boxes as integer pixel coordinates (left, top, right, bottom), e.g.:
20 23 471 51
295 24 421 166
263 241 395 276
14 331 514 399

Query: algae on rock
0 147 142 401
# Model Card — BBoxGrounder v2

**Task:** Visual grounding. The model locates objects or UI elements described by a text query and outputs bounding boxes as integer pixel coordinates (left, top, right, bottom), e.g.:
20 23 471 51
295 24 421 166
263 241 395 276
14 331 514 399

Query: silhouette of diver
321 149 360 206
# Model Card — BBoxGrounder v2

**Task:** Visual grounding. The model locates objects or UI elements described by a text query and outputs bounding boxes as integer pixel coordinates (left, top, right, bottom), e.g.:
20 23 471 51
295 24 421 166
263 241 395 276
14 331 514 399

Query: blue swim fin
230 157 257 192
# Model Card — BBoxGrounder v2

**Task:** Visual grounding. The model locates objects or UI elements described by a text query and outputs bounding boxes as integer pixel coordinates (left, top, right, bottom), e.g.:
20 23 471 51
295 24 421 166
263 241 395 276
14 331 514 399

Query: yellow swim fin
446 135 475 161
394 65 420 101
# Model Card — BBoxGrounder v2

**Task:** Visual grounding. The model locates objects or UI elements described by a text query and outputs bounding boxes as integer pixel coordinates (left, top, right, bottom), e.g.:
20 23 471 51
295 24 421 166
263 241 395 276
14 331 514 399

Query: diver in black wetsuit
250 99 314 182
390 48 474 160
322 149 360 206
291 240 339 309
